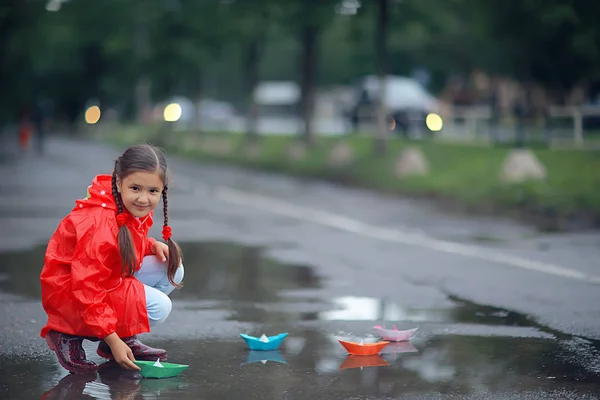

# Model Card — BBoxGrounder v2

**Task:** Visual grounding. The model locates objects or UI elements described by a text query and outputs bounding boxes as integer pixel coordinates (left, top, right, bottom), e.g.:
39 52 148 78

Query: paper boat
339 355 389 370
242 350 288 366
240 333 289 351
133 360 189 379
373 325 418 342
338 339 389 356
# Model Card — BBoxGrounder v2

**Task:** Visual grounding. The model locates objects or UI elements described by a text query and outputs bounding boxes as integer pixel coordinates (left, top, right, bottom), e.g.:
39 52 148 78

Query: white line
211 186 600 284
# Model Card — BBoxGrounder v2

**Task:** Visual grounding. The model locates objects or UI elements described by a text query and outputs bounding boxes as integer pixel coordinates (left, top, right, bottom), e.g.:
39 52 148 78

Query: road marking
211 186 600 284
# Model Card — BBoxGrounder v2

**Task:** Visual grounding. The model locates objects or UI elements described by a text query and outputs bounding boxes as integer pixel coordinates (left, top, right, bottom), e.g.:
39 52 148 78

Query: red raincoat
40 174 156 339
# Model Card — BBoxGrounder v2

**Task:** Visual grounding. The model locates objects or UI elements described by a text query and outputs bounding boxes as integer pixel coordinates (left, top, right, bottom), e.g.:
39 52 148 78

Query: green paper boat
133 360 189 379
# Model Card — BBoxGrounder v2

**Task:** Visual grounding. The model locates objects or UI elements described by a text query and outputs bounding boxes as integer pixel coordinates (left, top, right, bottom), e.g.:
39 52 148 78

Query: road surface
0 137 599 399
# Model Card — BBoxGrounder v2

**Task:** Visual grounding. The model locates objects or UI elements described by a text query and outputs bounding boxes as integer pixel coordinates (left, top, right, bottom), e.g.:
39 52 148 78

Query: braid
112 160 136 277
162 186 168 227
162 185 183 288
111 168 122 214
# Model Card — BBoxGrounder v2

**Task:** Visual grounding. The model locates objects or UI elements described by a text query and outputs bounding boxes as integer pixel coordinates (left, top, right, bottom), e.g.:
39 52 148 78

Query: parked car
346 75 440 137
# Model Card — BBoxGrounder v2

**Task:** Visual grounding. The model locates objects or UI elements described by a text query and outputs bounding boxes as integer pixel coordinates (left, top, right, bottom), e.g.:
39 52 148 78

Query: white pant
134 256 184 327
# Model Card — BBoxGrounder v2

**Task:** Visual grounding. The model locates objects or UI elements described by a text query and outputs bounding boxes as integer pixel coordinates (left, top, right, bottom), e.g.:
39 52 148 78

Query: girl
40 143 185 374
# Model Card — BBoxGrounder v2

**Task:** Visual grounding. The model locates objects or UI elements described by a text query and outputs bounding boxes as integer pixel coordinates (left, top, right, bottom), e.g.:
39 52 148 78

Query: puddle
173 241 322 303
0 243 46 299
2 240 600 398
4 330 600 399
315 295 533 327
0 241 322 302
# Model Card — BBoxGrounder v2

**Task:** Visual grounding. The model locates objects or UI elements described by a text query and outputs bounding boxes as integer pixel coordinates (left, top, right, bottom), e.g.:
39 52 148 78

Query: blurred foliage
1 0 599 123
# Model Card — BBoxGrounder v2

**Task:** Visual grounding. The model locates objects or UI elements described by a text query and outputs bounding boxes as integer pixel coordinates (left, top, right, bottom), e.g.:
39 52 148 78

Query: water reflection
319 295 536 327
40 362 188 400
338 355 389 370
41 373 98 399
83 364 142 400
380 342 419 363
241 350 288 366
175 241 321 303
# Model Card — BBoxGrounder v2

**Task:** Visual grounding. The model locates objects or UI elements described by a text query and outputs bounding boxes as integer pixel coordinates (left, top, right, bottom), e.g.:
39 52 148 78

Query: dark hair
111 143 183 287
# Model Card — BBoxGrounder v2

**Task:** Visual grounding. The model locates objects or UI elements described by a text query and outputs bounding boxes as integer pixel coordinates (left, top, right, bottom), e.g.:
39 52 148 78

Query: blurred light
163 103 182 122
343 0 361 7
426 113 443 131
85 106 101 125
389 118 396 131
46 0 66 12
337 0 361 15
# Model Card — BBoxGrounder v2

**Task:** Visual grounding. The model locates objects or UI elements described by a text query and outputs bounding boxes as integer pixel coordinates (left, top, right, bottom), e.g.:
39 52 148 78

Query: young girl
40 143 185 374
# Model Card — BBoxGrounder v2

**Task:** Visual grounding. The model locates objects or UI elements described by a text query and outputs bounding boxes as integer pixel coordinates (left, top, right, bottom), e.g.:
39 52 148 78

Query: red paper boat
373 325 418 342
338 339 390 356
339 355 389 370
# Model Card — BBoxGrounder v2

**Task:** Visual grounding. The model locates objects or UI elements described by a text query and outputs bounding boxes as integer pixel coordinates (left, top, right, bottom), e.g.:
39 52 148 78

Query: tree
0 0 46 123
279 0 339 147
221 0 281 142
374 0 390 155
478 0 600 102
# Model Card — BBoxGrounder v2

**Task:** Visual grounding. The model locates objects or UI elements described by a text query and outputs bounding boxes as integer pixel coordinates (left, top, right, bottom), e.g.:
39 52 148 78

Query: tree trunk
244 39 260 143
373 0 389 156
134 77 151 124
134 0 151 124
299 25 318 147
195 69 203 134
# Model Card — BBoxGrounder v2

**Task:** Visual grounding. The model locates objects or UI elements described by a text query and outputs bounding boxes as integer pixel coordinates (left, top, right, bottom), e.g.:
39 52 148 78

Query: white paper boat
373 325 418 342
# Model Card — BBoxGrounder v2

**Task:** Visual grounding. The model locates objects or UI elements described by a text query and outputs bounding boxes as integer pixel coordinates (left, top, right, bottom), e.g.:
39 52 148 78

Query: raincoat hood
74 174 153 229
76 174 118 211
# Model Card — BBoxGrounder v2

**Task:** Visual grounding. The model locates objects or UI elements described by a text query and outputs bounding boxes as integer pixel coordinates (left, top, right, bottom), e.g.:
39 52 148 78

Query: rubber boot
97 336 168 362
45 330 98 374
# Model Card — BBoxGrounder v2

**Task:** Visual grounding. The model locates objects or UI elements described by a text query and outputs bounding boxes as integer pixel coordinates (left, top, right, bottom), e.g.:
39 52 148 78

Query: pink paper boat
373 325 418 342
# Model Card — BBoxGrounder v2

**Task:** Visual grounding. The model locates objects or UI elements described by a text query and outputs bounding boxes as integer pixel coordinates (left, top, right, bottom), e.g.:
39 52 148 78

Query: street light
85 106 101 124
163 103 182 122
426 113 443 132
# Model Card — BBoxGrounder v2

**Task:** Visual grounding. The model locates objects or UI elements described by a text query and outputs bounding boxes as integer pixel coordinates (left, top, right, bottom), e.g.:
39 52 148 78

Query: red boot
97 336 168 362
45 330 98 374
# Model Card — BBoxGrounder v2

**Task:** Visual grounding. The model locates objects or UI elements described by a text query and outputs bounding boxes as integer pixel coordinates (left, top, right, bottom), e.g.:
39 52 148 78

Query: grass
101 124 600 231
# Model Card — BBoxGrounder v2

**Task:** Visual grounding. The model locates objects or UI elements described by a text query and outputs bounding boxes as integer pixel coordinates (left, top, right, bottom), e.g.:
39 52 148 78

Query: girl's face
116 171 164 218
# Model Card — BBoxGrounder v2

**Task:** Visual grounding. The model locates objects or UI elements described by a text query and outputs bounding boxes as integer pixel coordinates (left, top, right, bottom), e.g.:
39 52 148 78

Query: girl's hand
104 333 140 371
151 241 169 262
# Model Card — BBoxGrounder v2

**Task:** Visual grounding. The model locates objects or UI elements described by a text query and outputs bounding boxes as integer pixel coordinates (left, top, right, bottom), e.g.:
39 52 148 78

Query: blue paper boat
240 333 289 351
242 350 288 366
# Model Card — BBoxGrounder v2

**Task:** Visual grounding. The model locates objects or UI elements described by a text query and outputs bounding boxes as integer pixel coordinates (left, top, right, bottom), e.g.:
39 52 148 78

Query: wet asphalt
1 136 600 399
